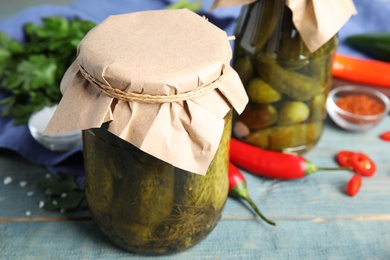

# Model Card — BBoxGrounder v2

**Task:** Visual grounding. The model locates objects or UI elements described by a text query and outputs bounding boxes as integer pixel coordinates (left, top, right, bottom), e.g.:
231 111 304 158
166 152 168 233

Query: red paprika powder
336 94 385 115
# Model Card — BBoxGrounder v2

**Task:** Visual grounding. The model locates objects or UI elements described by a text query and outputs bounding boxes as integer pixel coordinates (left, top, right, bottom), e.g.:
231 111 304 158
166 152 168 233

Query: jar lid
45 9 248 175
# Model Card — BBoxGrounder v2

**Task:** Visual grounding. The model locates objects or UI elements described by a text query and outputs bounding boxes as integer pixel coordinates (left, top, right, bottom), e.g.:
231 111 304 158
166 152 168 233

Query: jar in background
82 111 232 255
233 0 337 153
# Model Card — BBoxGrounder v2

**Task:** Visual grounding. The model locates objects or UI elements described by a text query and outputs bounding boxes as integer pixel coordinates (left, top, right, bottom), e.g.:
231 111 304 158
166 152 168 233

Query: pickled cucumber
300 36 337 84
232 0 335 153
247 77 281 104
82 112 232 254
277 7 310 70
250 0 281 52
255 56 323 101
236 104 278 130
84 128 175 250
234 57 254 86
83 131 115 225
277 101 309 125
155 111 231 251
309 94 327 121
244 128 269 148
110 163 175 248
244 122 324 151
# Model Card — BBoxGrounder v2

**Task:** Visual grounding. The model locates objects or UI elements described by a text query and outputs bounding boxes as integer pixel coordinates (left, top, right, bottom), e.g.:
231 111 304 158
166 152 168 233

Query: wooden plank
1 118 390 259
1 218 390 259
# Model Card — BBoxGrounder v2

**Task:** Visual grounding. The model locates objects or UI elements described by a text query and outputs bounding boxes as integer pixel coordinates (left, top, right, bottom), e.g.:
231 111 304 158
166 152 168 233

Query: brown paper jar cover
211 0 357 52
44 9 248 175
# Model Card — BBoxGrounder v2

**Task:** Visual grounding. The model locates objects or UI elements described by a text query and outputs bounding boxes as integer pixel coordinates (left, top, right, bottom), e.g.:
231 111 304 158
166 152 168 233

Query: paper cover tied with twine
211 0 357 52
44 9 248 175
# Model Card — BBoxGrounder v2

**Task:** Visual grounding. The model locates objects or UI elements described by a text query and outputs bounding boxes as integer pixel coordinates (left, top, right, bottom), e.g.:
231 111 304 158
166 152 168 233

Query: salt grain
3 176 12 185
45 173 51 178
19 181 28 187
25 211 31 216
52 200 58 205
26 191 34 197
61 193 67 198
38 201 45 208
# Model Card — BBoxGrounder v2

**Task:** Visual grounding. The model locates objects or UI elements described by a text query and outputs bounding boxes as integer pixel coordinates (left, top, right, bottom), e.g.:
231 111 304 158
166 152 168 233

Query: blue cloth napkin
0 0 389 186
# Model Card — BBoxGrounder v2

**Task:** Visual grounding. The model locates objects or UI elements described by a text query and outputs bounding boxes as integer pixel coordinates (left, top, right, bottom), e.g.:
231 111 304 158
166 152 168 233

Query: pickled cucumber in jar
83 111 232 255
246 77 281 104
277 101 309 125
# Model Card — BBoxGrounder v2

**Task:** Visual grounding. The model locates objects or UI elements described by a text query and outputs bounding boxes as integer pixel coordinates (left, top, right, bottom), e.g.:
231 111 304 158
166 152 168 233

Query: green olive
247 77 282 104
277 101 309 125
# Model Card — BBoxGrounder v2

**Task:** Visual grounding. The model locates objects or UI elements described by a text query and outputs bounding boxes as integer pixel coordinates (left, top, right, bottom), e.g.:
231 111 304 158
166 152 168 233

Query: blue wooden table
1 84 390 259
1 1 390 259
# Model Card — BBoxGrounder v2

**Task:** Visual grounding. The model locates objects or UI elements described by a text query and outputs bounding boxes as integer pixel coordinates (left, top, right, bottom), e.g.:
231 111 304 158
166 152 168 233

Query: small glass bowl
326 85 390 131
28 105 82 151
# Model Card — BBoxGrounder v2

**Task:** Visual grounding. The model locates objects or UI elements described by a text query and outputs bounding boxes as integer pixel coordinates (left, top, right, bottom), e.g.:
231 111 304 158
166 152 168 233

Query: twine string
78 63 230 104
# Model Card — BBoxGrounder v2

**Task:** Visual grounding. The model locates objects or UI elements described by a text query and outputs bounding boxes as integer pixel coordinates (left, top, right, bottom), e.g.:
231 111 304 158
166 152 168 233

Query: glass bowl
326 85 390 131
28 105 82 151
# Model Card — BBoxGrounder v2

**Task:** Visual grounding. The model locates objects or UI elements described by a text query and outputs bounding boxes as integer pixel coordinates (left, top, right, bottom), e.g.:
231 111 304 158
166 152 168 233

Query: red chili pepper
380 131 390 141
336 150 355 167
351 152 376 177
346 174 362 197
228 162 276 226
332 53 390 87
230 138 351 179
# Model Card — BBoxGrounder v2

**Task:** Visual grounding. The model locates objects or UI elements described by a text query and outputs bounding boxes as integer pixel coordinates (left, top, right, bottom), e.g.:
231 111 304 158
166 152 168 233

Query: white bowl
28 105 82 151
326 85 390 131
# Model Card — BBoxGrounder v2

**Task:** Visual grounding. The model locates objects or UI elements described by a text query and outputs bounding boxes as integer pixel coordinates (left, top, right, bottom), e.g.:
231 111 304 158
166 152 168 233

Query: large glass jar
232 0 337 153
82 111 232 255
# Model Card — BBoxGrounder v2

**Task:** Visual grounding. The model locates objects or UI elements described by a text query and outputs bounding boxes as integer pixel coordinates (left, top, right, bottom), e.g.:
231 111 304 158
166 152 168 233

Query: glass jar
232 0 338 153
82 111 232 255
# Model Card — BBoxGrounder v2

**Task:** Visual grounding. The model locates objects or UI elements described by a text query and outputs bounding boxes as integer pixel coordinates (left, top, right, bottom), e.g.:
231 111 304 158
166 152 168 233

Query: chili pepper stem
305 161 352 176
231 183 276 226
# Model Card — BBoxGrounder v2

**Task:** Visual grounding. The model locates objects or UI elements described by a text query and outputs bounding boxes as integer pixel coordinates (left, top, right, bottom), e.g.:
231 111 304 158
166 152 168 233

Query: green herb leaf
166 0 202 12
37 174 79 196
37 173 88 212
0 17 95 124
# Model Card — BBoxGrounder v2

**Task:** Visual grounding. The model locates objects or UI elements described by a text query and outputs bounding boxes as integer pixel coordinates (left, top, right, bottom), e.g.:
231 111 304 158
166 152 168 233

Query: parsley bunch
0 17 95 124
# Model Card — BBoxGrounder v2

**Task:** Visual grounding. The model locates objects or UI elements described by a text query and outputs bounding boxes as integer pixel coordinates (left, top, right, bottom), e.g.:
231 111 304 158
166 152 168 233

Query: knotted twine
78 63 232 104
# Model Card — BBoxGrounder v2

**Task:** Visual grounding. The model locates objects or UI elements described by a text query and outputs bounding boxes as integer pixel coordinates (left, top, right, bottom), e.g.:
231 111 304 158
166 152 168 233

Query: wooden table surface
1 113 390 259
1 1 390 259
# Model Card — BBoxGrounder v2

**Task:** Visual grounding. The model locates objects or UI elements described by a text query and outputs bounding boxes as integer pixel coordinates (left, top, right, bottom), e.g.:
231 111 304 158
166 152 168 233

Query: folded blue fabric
0 0 388 186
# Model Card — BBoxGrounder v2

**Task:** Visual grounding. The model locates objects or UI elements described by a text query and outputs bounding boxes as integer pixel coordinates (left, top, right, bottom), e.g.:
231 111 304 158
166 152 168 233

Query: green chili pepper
346 33 390 62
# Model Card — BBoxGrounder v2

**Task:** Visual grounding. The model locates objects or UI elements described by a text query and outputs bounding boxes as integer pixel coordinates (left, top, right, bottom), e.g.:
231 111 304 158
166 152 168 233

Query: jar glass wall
82 111 232 255
233 0 337 153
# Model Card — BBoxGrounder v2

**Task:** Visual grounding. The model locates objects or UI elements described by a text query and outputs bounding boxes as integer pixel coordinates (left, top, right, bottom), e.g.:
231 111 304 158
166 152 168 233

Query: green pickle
246 77 281 104
233 0 337 153
250 0 281 53
236 103 278 130
277 101 310 125
245 122 324 151
82 111 232 255
234 57 254 86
